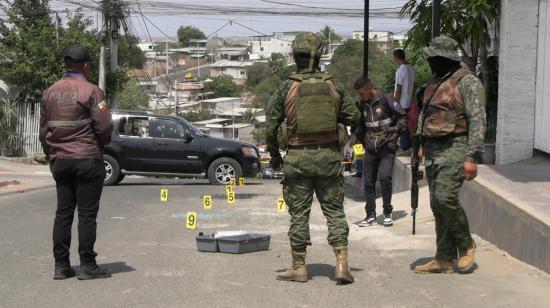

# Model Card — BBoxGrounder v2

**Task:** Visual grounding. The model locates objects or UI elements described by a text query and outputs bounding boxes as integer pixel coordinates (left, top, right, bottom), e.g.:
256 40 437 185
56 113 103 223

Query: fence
0 100 42 157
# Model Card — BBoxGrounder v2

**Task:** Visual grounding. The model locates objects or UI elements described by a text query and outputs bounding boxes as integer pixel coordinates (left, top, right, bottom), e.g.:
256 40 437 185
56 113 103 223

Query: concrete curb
0 182 54 198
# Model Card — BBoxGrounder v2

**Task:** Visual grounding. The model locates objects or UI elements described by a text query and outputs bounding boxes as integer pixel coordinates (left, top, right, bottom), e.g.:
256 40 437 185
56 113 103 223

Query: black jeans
51 158 106 266
363 146 396 216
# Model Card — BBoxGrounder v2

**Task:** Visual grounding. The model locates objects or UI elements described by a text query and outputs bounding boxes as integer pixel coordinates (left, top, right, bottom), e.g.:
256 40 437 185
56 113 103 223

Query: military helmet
292 32 323 56
423 36 462 62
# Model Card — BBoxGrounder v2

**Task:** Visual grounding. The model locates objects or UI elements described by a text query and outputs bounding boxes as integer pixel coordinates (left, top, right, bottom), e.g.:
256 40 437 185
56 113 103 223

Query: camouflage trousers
282 147 349 251
424 136 474 260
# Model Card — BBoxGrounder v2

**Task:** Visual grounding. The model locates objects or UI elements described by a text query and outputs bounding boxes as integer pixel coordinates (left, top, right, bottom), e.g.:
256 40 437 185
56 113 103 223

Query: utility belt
421 132 467 143
287 142 339 150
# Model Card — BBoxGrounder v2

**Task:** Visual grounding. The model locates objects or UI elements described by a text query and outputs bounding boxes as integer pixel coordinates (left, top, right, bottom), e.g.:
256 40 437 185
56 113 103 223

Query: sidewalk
345 153 550 274
0 158 54 196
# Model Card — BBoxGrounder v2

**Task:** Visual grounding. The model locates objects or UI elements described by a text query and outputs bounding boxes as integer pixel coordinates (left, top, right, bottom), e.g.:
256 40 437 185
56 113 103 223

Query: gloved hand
268 155 283 170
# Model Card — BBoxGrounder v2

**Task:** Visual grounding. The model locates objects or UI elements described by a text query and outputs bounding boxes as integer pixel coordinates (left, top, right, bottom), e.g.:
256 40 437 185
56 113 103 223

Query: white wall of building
535 0 550 153
496 0 539 164
248 32 298 60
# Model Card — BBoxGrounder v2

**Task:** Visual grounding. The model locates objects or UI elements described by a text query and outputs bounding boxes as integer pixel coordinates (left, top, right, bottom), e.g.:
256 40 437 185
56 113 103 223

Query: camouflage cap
291 32 323 55
423 36 461 62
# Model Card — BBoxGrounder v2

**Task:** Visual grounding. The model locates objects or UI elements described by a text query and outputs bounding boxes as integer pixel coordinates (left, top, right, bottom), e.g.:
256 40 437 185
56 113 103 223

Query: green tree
205 75 241 98
401 0 499 141
115 79 150 110
317 25 342 54
246 62 272 89
0 0 59 98
252 75 280 109
118 35 146 69
241 109 257 124
180 110 213 122
177 26 206 47
268 52 287 75
252 128 266 142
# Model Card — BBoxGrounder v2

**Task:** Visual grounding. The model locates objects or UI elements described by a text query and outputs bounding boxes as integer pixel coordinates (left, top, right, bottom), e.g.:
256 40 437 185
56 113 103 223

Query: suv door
114 116 156 172
151 117 203 173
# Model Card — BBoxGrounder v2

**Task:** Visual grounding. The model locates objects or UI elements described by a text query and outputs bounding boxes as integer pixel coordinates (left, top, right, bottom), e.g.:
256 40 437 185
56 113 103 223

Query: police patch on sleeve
97 100 108 112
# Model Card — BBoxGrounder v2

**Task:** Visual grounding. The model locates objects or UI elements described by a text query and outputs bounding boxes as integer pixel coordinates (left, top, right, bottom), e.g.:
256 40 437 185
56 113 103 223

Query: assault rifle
411 134 423 235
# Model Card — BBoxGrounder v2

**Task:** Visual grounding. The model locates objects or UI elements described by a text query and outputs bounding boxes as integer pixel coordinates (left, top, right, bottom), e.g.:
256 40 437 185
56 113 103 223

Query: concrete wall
496 0 539 164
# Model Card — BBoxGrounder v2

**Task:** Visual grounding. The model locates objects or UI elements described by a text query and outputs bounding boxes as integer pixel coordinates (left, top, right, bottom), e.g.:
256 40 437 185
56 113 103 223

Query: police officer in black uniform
40 45 113 280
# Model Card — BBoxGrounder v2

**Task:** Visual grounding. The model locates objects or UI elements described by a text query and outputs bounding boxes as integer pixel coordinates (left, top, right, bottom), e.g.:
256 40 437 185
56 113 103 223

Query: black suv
103 110 260 185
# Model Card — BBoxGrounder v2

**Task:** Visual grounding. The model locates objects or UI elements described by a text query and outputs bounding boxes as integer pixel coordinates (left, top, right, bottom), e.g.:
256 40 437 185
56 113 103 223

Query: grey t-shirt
395 64 416 109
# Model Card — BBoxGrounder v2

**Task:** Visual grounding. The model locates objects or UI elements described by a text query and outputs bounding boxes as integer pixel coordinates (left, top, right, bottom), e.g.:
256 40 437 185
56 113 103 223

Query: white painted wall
496 0 539 164
535 0 550 153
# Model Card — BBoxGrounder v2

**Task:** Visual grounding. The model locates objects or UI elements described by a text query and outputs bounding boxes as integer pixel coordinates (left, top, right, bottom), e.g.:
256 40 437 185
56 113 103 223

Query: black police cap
63 45 91 64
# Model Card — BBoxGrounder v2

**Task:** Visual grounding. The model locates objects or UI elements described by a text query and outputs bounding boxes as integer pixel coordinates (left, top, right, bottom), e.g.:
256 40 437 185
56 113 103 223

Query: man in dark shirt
40 45 113 280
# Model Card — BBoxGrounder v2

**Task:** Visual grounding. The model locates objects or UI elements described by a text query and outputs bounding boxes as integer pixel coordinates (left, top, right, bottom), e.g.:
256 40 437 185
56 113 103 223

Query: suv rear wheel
207 157 243 185
103 154 121 186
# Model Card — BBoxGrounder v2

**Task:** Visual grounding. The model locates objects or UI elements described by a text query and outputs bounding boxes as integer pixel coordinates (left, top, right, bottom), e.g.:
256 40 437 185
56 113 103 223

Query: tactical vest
283 73 341 146
422 68 471 137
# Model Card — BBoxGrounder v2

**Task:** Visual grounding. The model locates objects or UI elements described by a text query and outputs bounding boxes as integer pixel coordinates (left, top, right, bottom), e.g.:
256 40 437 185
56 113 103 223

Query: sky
47 0 411 41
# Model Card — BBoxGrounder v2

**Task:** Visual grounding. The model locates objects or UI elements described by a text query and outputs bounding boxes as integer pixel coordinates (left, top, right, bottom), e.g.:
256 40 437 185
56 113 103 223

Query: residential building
248 32 302 61
352 30 396 52
210 60 255 85
201 97 242 115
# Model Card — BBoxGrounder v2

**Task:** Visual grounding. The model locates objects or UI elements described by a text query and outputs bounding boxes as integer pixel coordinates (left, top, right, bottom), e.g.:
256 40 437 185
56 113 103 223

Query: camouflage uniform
417 37 486 261
265 33 360 251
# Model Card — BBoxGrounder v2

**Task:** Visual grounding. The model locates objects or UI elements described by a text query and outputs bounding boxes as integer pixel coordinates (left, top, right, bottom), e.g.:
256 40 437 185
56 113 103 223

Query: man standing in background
40 45 113 280
393 48 416 151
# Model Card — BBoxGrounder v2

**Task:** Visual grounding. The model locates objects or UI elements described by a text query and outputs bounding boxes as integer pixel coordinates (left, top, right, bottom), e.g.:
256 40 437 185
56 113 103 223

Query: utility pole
363 0 369 78
432 0 441 39
110 16 119 109
174 80 179 116
98 1 108 93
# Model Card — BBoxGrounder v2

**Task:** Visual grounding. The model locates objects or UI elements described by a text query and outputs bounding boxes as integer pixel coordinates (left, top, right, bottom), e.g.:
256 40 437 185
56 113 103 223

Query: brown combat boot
334 246 354 284
414 259 454 274
276 251 308 282
457 240 476 272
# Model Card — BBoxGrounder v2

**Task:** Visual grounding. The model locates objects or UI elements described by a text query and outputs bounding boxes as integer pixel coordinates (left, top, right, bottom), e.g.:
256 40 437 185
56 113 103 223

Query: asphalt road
1 177 549 307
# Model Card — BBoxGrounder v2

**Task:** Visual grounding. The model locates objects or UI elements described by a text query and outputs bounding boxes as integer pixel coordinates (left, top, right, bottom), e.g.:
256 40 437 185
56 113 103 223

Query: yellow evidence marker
353 144 365 160
227 191 236 204
186 211 197 230
229 178 236 187
225 185 233 194
239 177 245 187
277 198 286 213
160 189 168 202
203 195 212 210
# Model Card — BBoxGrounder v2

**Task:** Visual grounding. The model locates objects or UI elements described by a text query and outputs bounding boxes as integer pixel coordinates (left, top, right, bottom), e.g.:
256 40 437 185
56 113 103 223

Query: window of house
260 47 264 52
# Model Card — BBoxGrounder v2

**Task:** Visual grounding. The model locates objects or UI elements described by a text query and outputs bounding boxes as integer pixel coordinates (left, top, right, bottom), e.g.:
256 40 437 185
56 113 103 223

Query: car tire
103 154 121 186
115 174 126 184
207 157 243 185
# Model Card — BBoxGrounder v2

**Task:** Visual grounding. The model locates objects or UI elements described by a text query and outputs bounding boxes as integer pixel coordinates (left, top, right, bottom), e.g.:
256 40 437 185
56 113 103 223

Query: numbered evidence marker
229 178 236 187
227 191 236 205
160 189 168 202
203 195 212 210
353 144 365 160
277 198 286 213
186 211 198 230
225 185 233 195
239 177 245 187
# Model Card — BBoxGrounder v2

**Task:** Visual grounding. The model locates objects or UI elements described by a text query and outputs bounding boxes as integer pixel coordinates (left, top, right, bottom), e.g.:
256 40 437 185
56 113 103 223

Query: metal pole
363 0 369 78
110 19 119 109
432 0 441 39
98 1 107 92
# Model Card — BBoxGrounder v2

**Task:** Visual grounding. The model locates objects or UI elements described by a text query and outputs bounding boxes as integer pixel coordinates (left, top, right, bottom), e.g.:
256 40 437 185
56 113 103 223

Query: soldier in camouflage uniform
414 37 486 274
266 32 360 284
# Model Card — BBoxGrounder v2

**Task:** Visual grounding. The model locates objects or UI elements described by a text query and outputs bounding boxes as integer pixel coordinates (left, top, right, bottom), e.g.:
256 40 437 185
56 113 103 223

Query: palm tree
317 26 342 54
241 109 257 124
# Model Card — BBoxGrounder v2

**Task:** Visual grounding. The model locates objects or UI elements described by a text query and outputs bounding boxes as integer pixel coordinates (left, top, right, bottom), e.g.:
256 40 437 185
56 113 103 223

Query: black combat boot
77 264 112 280
53 262 76 280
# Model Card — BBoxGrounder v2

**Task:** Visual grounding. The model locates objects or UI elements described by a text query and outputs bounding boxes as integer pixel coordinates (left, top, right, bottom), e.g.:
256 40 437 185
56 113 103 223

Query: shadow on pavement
75 262 136 275
307 263 364 281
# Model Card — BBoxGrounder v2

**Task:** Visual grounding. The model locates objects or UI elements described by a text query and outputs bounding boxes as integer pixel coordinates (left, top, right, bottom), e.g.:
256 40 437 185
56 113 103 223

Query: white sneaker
359 216 376 227
383 213 393 226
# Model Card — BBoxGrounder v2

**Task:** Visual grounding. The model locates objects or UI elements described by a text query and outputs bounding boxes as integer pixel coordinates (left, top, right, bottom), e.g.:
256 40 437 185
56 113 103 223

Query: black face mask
427 56 461 78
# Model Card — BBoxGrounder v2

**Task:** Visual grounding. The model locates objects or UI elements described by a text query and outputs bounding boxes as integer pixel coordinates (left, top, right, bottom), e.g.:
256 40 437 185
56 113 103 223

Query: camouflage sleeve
458 75 486 162
265 80 291 158
335 82 360 127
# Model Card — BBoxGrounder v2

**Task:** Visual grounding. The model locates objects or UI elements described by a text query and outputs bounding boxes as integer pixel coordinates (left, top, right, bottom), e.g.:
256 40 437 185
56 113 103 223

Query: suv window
118 117 150 137
153 118 188 139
